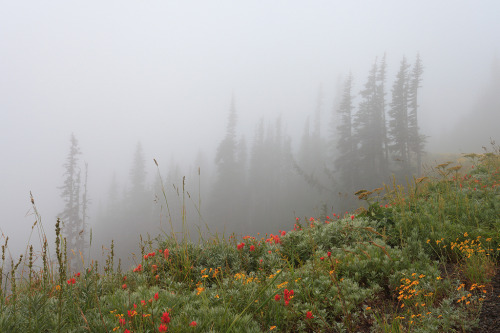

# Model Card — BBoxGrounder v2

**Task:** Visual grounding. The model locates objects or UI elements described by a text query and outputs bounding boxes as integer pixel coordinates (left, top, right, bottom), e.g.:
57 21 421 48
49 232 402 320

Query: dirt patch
470 267 500 332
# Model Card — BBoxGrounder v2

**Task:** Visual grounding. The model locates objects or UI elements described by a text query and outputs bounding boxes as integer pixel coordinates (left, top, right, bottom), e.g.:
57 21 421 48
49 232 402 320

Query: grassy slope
0 150 499 333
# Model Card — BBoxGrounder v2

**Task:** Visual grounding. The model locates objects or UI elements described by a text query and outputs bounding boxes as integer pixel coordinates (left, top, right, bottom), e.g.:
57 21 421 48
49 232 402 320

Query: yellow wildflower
277 281 288 289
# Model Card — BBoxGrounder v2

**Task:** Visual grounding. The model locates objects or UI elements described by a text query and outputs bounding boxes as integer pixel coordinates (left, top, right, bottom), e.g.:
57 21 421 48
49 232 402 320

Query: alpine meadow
1 1 499 332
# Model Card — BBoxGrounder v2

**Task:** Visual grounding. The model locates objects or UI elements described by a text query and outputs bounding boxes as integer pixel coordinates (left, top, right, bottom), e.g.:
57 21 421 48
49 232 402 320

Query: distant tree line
207 54 425 235
60 54 427 266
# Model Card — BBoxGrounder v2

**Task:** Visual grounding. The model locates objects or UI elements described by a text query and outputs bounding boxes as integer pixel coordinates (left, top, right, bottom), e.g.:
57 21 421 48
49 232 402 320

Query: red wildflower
306 311 314 319
281 231 286 236
320 257 325 261
267 234 281 244
249 245 255 252
275 294 281 301
133 264 143 272
67 278 76 285
144 254 148 260
350 215 354 220
152 264 158 272
119 318 126 326
124 329 131 333
75 272 81 277
327 251 331 257
122 284 127 289
237 242 245 250
164 249 170 259
141 300 146 306
154 292 159 300
309 217 314 222
189 321 197 327
161 311 171 324
283 289 294 306
158 324 168 332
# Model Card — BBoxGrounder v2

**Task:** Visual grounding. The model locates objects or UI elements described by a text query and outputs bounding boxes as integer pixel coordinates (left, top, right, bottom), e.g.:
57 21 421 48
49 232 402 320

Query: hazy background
1 1 499 264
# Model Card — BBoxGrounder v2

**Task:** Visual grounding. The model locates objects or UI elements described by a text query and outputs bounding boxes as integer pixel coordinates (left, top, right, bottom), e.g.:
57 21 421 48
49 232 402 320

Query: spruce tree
388 56 411 177
127 141 152 225
335 73 357 192
58 133 88 269
354 59 387 188
214 97 238 183
377 54 389 172
210 97 243 229
408 53 425 175
129 142 147 198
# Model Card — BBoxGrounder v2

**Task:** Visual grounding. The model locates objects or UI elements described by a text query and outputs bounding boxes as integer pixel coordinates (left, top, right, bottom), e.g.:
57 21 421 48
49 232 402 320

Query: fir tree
127 141 151 222
130 142 147 197
354 59 387 188
388 56 411 177
408 53 425 175
335 73 357 192
210 97 245 229
58 133 89 269
377 53 389 171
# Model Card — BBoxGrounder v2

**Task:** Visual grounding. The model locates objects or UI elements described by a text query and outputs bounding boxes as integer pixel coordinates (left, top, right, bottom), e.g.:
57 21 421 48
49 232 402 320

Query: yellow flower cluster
234 272 259 285
394 273 439 326
200 266 222 279
456 283 487 304
397 273 426 303
276 281 288 289
451 235 489 259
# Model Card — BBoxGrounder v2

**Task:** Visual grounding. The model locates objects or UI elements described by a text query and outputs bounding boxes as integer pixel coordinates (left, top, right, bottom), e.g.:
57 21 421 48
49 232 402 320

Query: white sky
1 1 499 255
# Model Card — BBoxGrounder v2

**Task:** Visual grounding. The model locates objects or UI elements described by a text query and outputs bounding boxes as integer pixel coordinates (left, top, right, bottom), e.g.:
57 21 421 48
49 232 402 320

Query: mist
1 1 499 268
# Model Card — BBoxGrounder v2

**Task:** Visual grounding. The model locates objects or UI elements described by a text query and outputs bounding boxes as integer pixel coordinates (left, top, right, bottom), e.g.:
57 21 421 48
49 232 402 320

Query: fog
1 1 499 267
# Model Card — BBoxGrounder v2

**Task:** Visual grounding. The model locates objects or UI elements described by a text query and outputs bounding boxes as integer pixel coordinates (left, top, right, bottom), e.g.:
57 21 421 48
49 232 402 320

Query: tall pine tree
354 59 388 189
408 54 425 175
210 97 247 229
335 73 357 193
59 133 89 269
388 56 412 177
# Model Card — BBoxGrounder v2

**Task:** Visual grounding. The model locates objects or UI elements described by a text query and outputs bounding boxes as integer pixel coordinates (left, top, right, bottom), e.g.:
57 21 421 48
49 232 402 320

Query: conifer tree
388 56 411 177
335 73 357 192
408 53 425 175
210 97 244 229
377 54 389 171
129 142 147 198
215 98 238 183
127 141 151 223
354 59 387 188
59 133 89 269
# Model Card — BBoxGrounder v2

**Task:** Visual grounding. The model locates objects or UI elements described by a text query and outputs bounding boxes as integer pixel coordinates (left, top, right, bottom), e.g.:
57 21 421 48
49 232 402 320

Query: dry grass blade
369 241 392 260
